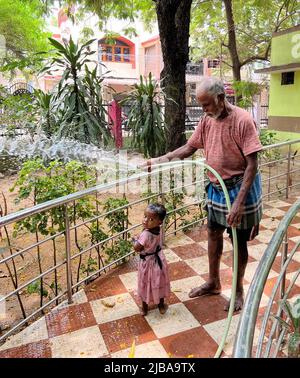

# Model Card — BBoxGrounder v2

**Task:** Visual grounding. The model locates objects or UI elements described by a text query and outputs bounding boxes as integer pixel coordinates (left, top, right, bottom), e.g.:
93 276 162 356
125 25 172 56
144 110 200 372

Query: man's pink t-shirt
187 105 262 183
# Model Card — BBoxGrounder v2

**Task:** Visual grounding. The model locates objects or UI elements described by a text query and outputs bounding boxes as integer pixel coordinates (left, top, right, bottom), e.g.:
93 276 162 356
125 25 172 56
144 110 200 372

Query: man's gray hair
196 77 225 98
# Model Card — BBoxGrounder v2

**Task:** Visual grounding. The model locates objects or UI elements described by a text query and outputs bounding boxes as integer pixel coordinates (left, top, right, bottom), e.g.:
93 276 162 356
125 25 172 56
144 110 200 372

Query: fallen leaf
101 299 116 308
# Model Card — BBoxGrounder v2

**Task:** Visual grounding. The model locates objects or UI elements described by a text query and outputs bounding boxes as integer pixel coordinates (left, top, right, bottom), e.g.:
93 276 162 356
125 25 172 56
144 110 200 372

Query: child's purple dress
137 229 170 305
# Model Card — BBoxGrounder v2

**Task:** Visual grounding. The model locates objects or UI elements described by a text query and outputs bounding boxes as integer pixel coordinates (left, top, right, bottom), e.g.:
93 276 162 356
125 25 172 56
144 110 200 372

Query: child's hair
148 203 167 221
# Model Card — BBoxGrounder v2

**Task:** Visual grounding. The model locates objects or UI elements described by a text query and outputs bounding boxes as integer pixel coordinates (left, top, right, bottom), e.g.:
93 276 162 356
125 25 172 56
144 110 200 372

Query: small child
132 203 170 316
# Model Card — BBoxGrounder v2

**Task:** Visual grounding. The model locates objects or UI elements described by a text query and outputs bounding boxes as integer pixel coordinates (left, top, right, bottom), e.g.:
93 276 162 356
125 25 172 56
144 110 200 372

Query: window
281 72 294 85
99 39 131 63
208 59 219 68
123 48 130 62
105 46 112 61
186 63 203 75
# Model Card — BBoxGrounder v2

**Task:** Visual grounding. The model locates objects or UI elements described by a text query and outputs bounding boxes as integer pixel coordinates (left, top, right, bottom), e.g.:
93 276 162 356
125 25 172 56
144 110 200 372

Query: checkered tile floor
1 198 300 358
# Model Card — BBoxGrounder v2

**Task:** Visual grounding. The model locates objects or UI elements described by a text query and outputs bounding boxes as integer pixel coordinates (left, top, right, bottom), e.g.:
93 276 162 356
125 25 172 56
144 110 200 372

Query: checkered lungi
205 173 262 230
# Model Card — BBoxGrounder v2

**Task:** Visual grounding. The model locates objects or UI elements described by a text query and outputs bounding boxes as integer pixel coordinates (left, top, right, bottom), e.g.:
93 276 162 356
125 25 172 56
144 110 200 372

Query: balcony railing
0 159 206 343
1 139 300 352
186 63 203 76
233 197 300 357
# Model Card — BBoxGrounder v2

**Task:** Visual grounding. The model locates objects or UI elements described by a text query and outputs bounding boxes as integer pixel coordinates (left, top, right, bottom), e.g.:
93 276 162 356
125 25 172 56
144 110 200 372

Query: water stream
0 134 138 177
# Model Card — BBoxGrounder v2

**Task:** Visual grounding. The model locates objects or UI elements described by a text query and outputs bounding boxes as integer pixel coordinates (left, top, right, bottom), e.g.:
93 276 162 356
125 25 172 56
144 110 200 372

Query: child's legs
140 301 148 316
158 298 167 314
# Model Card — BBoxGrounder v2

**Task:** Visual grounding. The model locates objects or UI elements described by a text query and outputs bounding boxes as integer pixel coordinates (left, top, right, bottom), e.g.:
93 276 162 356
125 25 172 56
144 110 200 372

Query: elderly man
143 76 263 311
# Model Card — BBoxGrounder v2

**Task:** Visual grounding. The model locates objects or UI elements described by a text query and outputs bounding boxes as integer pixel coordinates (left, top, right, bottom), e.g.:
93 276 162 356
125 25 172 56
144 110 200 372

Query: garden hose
146 160 238 358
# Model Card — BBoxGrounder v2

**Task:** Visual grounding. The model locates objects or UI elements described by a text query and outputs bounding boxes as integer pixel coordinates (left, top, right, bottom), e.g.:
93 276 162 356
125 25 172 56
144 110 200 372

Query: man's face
197 92 224 119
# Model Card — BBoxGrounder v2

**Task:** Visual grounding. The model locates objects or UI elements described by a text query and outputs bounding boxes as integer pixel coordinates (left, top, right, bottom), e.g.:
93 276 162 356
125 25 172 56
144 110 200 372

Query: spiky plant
40 37 111 146
121 73 167 158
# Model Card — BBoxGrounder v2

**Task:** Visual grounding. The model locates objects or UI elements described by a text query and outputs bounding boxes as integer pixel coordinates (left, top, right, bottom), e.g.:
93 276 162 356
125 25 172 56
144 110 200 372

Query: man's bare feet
224 291 244 312
188 282 221 298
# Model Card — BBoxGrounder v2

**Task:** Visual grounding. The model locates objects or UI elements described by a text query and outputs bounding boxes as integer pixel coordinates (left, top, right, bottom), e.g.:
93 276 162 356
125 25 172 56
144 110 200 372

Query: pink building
141 35 163 80
40 8 232 105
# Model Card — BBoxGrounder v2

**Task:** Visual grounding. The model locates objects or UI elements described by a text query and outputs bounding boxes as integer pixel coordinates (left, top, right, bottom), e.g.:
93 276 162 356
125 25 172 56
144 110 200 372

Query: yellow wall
271 28 300 66
269 71 300 117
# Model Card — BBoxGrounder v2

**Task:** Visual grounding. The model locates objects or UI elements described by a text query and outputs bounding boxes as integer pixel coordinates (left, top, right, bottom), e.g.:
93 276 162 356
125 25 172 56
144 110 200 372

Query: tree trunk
155 0 193 151
223 0 241 85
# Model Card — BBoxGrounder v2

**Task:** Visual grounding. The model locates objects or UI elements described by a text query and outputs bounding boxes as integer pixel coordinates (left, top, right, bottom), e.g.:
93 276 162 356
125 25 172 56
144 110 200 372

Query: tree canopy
190 0 300 78
0 0 51 59
67 0 156 36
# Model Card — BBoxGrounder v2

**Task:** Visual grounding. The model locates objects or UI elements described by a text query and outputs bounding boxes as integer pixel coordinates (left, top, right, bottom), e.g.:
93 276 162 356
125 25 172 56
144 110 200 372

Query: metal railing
1 139 300 348
0 160 205 343
231 140 300 357
259 139 300 200
233 198 300 357
259 105 269 127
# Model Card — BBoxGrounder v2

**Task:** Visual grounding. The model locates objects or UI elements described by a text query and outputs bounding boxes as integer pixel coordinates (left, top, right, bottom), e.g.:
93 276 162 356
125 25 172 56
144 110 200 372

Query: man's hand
138 156 168 172
226 153 258 228
138 158 155 172
226 201 245 227
138 145 197 171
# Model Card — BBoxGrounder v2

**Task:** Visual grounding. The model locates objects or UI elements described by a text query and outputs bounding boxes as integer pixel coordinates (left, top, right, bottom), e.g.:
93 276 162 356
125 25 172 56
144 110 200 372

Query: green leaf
48 37 66 52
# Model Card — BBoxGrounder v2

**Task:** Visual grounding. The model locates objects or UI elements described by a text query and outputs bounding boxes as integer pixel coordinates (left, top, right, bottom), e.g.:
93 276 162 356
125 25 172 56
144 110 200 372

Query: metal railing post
267 165 271 201
286 144 291 199
64 204 73 304
233 198 300 357
159 164 166 246
280 234 288 299
276 234 288 340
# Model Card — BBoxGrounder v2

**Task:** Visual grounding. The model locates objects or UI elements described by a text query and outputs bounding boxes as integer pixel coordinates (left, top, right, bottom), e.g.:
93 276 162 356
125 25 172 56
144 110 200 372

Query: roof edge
272 24 300 38
255 62 300 73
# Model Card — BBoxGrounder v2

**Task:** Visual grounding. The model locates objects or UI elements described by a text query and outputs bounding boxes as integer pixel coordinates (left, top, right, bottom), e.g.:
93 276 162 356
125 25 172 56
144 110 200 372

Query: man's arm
140 144 197 168
226 152 258 227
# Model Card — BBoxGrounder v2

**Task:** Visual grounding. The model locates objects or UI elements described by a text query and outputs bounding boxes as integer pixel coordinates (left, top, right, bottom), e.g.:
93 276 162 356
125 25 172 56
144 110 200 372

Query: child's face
143 208 162 230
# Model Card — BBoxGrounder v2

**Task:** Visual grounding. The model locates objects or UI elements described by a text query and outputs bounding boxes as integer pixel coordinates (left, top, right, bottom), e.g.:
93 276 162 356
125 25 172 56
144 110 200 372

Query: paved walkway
1 198 300 358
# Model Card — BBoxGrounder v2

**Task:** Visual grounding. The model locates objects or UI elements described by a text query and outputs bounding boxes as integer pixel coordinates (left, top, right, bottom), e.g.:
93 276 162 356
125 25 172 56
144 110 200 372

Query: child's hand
132 237 143 252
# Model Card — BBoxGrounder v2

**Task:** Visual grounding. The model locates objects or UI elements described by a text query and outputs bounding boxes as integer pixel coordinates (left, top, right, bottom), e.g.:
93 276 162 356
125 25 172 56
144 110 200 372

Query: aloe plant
33 89 57 137
274 297 300 357
41 37 111 146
